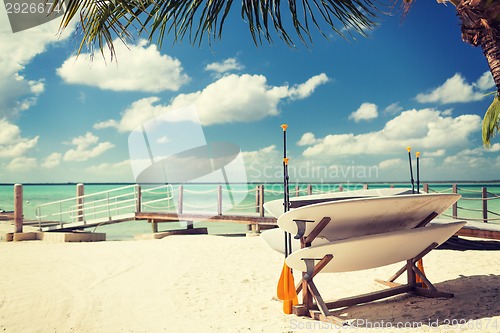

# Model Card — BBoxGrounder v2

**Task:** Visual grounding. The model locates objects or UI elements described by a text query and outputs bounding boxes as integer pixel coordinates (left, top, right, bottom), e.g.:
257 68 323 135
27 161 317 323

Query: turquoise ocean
1 182 499 240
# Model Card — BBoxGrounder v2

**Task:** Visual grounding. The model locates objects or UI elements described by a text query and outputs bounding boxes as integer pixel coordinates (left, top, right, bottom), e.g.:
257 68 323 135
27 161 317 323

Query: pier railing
423 184 500 223
258 183 500 224
147 183 500 225
33 183 500 224
8 182 500 234
34 184 174 230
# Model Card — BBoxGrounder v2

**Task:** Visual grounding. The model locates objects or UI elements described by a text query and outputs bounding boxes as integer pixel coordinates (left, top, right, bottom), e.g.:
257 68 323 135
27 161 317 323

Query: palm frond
240 0 380 46
53 0 150 58
53 0 382 56
482 94 500 147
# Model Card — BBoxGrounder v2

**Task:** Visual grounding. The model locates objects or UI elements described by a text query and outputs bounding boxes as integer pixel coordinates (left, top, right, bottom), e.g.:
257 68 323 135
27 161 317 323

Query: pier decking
135 212 277 232
0 211 13 221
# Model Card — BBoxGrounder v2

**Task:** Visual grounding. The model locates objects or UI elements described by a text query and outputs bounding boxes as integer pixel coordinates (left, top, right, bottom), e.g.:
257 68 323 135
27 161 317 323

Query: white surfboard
285 221 466 273
260 228 330 254
277 193 460 241
264 188 414 218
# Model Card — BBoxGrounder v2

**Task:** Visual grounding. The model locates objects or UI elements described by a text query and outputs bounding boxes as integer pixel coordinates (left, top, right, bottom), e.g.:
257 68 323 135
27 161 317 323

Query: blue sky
0 1 499 184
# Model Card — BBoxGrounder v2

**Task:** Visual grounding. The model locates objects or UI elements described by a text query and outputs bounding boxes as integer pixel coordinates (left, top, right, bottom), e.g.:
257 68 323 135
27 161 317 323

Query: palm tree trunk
481 34 500 93
456 0 500 93
455 0 500 145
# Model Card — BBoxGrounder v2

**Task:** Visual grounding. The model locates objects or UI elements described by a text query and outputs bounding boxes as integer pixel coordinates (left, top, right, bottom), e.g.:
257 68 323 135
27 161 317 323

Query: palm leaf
52 0 382 56
52 0 150 58
482 95 500 147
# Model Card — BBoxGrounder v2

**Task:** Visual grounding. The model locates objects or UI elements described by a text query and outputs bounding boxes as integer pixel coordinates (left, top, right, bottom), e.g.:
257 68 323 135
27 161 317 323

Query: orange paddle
416 258 428 288
276 124 298 313
282 264 298 314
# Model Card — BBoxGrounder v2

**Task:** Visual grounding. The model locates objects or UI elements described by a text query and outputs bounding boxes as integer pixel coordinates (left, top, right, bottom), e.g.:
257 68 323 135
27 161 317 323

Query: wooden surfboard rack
291 212 454 325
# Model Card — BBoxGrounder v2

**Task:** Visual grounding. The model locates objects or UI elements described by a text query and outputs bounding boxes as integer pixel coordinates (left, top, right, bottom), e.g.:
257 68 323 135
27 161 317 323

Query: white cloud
94 97 164 132
242 145 281 181
6 157 37 172
86 160 131 174
415 72 492 104
42 152 62 168
302 108 481 157
0 118 38 158
486 143 500 152
443 154 485 169
156 136 170 144
63 132 114 161
441 108 453 116
378 158 403 169
94 119 119 130
461 147 484 156
95 73 329 131
475 71 495 91
418 150 499 181
205 58 244 75
460 143 500 156
0 16 74 119
57 39 190 93
288 73 330 100
424 149 446 157
384 102 403 115
189 74 287 125
349 102 378 122
242 145 278 161
297 132 318 146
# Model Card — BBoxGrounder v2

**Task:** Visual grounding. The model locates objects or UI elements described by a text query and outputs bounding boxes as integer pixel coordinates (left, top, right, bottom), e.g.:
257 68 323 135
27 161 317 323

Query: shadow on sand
330 274 500 328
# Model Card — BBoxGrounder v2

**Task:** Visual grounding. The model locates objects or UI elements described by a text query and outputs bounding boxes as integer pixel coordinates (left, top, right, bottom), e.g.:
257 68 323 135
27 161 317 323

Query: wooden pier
1 183 500 241
135 211 277 234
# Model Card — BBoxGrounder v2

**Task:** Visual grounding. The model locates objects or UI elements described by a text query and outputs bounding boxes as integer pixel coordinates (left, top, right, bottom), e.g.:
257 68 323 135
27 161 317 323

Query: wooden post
482 187 488 223
423 183 429 193
255 185 260 213
307 185 312 195
217 184 223 215
14 184 23 233
151 219 158 233
178 185 183 214
76 183 84 223
259 185 265 218
452 184 458 219
135 184 142 213
406 259 416 286
302 277 313 311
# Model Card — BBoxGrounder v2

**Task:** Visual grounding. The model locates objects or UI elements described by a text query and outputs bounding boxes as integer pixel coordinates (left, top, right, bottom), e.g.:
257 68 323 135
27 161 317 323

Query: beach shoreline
0 233 499 332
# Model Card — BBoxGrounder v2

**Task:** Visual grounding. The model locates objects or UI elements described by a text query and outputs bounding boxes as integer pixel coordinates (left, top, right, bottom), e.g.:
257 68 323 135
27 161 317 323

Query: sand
0 230 499 332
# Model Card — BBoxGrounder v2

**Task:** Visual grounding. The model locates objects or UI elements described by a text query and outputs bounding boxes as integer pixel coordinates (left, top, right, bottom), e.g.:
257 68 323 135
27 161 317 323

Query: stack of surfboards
262 188 466 273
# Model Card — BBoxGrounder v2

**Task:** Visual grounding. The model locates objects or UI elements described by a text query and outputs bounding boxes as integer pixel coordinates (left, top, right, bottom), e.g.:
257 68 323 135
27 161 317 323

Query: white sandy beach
0 229 499 332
